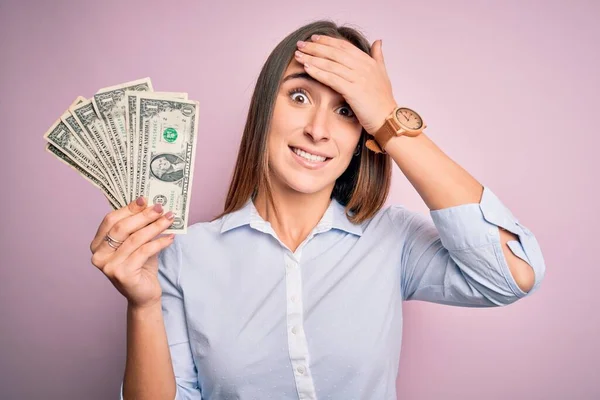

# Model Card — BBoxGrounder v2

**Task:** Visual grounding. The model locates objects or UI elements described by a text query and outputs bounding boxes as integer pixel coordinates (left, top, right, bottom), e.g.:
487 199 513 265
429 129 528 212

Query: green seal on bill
163 127 178 143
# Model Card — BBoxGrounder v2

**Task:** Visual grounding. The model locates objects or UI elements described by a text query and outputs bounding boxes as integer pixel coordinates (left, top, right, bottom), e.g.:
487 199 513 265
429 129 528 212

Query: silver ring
105 233 124 244
106 239 121 250
104 234 124 250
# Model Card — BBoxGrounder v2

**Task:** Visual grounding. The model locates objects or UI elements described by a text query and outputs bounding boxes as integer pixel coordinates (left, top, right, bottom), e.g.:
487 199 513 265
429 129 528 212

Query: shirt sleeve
395 185 546 307
120 237 203 400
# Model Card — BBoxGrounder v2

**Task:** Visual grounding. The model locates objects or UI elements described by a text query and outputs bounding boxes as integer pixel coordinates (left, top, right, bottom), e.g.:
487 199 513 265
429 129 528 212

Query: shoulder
365 203 409 227
160 214 229 279
360 202 431 238
175 214 229 248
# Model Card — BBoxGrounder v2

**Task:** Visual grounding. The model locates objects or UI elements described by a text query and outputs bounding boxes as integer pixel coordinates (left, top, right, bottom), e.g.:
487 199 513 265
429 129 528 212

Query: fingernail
136 196 145 206
311 34 320 41
295 50 302 58
153 203 163 213
297 40 306 48
165 211 174 220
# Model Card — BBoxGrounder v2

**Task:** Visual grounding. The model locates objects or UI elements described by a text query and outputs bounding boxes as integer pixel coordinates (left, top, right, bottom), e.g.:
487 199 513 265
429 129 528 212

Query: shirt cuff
430 185 546 295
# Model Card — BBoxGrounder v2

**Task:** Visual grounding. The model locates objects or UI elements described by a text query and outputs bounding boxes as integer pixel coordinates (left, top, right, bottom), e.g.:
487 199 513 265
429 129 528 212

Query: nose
304 106 332 142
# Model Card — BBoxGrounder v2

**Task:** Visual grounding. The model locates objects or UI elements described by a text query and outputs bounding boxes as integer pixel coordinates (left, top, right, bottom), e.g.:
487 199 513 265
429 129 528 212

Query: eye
337 104 356 119
288 87 310 104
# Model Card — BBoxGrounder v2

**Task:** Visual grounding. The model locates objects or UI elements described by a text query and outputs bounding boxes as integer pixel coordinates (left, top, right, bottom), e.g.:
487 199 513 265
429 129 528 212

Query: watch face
395 107 423 130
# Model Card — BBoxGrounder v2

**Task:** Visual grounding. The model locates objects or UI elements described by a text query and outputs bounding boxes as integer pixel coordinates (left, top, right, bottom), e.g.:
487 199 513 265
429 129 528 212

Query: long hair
215 19 392 224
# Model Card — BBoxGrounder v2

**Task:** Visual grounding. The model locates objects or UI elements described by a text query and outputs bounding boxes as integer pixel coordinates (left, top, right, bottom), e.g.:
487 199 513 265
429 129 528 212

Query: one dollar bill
126 91 188 202
45 143 121 210
136 93 199 234
93 78 154 203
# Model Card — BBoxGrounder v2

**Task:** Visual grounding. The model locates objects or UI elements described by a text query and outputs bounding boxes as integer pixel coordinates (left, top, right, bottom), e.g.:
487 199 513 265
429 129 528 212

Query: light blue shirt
120 186 545 399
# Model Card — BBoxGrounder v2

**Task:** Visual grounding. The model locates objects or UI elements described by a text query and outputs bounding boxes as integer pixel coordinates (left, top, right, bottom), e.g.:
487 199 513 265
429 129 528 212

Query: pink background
1 0 598 398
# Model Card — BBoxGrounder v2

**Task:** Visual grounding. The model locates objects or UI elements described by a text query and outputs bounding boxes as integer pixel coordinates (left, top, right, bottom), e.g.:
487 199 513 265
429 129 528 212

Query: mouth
289 146 332 169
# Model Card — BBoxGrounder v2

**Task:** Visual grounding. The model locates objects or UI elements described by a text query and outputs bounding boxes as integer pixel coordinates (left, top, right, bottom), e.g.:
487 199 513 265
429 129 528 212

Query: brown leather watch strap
365 117 398 154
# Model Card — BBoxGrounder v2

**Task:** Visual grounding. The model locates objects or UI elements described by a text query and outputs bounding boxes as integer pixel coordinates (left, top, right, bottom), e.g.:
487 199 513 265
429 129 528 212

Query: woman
90 20 546 400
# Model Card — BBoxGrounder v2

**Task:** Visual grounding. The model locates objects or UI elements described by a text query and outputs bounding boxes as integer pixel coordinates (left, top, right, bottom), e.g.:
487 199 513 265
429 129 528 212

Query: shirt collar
220 198 363 237
329 199 363 236
219 199 254 233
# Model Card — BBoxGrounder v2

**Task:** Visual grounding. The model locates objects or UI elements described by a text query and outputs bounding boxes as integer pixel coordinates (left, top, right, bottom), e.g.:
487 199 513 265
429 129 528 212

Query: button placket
283 251 317 399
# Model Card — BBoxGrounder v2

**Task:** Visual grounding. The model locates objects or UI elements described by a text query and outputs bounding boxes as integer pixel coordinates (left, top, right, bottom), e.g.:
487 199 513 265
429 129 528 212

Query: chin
272 168 335 196
289 182 331 195
287 175 334 195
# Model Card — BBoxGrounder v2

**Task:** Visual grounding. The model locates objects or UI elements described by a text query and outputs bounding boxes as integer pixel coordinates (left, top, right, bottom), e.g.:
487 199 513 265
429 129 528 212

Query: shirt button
488 227 497 235
292 326 299 334
290 295 297 303
297 366 305 374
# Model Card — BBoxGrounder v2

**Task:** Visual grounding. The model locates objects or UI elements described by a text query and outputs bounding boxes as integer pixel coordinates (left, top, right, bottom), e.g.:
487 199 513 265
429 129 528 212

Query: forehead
282 59 315 83
280 59 341 97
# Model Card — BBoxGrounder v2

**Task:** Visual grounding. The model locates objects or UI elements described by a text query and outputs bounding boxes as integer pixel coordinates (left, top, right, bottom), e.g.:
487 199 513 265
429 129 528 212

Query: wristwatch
365 106 427 154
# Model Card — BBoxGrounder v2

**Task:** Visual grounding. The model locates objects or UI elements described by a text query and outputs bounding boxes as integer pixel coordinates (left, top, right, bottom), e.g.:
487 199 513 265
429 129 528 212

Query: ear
370 39 384 64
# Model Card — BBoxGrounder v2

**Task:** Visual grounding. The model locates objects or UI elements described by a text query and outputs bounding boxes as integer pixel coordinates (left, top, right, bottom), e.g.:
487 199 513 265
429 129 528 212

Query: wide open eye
337 105 356 119
288 87 310 104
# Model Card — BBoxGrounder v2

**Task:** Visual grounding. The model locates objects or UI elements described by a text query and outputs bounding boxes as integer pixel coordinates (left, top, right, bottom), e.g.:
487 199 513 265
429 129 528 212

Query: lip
289 145 332 159
289 146 331 170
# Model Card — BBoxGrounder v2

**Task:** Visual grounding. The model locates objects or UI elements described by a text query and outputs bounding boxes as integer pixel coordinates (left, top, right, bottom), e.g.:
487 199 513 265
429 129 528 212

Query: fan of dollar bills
43 78 198 234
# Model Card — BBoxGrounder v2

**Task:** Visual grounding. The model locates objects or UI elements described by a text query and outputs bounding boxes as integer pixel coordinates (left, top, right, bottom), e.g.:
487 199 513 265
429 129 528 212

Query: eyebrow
281 72 318 84
281 71 350 106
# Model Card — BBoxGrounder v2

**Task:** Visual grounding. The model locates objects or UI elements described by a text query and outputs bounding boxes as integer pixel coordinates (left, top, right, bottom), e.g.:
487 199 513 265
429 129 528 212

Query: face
152 157 171 175
266 56 363 197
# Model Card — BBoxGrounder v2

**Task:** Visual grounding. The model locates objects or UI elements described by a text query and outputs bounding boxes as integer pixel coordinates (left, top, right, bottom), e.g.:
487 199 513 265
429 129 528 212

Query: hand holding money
43 78 198 234
89 197 175 308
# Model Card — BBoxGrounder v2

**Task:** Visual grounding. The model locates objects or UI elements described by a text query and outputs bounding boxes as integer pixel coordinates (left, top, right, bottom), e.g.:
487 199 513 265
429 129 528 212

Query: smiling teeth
292 147 327 162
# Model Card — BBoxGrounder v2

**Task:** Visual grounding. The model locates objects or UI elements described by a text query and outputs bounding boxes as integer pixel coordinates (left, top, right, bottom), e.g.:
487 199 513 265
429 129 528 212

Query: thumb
370 39 384 64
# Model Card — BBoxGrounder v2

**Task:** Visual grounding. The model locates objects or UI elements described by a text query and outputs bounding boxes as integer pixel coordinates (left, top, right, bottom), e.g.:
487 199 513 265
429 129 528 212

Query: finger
309 34 365 57
94 203 167 258
298 38 358 71
369 39 385 65
108 211 175 265
302 62 348 96
123 234 175 273
90 196 147 253
294 50 355 82
306 35 367 65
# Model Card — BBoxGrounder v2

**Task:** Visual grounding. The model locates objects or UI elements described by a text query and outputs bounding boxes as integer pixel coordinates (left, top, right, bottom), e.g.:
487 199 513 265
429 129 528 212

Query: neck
254 180 333 253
